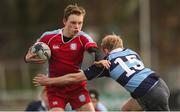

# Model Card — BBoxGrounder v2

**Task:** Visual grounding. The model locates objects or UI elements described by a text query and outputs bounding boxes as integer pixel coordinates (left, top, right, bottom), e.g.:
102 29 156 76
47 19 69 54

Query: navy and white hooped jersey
84 48 159 98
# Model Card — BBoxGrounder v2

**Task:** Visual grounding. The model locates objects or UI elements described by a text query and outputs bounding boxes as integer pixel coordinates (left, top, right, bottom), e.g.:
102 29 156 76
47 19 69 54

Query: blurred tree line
0 0 179 71
0 0 180 110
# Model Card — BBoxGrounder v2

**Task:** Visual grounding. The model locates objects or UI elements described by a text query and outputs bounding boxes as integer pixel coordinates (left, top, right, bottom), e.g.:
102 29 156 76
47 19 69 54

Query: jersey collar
59 28 63 34
59 28 80 38
110 48 124 54
59 28 81 43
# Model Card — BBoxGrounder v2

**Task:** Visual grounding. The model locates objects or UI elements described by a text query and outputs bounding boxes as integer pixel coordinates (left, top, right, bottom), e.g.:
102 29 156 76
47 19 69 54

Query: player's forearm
49 72 87 86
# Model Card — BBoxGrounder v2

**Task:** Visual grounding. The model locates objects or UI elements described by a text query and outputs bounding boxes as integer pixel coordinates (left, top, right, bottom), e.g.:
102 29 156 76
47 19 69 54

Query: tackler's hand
94 60 111 69
33 74 50 86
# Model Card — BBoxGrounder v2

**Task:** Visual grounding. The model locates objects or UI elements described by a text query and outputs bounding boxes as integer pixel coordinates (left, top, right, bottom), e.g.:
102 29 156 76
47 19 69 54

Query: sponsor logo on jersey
70 43 77 50
79 94 86 102
52 45 59 49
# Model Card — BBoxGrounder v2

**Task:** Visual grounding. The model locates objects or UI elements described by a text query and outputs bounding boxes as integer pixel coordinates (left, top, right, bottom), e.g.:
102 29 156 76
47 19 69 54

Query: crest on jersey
79 94 86 102
70 43 77 50
52 101 58 105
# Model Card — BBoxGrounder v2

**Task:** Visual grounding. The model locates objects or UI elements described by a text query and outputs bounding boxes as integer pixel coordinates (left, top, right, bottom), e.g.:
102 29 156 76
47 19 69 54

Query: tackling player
33 34 170 111
25 4 101 111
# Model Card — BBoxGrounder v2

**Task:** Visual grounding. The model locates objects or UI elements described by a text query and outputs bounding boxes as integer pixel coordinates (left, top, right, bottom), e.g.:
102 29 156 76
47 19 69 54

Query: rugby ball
31 42 51 60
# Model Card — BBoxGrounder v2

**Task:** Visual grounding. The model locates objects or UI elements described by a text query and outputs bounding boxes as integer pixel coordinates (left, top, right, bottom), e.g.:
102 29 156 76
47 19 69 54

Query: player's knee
121 103 131 111
121 98 143 111
76 102 95 111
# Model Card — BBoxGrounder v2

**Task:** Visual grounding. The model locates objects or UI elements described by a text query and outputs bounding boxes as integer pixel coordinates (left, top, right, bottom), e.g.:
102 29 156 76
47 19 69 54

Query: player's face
101 43 109 55
63 14 84 37
102 48 109 56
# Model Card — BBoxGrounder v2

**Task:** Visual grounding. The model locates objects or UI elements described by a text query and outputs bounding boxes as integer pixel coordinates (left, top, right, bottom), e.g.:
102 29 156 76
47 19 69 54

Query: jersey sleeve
36 29 59 44
34 32 50 45
79 31 97 50
83 64 109 80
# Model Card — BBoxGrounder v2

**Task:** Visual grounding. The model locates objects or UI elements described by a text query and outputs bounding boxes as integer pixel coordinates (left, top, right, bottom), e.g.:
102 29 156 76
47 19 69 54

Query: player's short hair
63 4 86 20
101 34 123 51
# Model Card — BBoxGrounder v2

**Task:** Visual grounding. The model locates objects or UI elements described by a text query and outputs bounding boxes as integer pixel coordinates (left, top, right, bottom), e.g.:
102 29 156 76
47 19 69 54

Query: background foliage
0 0 180 110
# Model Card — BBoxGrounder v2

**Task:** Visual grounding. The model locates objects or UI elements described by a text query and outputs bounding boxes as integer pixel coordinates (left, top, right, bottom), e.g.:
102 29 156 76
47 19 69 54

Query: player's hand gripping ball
31 42 51 60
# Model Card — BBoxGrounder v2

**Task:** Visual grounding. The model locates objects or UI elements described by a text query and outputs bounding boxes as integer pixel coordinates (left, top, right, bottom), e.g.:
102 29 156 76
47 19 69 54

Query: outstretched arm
33 71 87 86
94 60 111 69
33 60 110 86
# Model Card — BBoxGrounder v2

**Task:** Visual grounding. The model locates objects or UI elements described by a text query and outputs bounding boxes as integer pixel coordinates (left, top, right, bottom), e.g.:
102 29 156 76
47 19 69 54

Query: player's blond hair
101 34 123 51
63 4 86 20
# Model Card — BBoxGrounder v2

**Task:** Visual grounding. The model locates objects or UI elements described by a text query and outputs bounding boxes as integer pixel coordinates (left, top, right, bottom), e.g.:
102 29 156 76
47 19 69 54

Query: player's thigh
69 88 92 110
121 97 142 111
75 102 95 111
47 91 67 110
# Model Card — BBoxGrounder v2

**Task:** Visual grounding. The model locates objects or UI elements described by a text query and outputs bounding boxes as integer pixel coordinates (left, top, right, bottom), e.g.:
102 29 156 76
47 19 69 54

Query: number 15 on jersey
114 55 145 77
